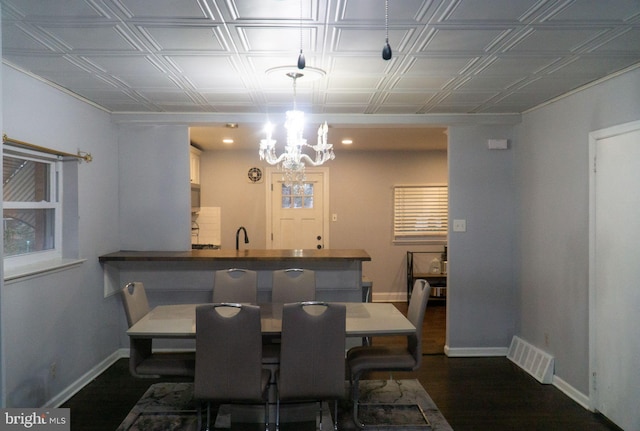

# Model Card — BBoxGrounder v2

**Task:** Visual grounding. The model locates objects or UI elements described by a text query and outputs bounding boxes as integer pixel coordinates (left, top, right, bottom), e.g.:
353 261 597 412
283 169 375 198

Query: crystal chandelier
259 71 335 186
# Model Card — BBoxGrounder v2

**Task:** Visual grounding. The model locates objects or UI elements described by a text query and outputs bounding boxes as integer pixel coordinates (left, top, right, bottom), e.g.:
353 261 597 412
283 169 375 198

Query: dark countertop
98 249 371 263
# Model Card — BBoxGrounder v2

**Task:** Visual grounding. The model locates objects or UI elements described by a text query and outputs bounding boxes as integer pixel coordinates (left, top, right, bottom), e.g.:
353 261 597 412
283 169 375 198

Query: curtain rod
3 134 93 162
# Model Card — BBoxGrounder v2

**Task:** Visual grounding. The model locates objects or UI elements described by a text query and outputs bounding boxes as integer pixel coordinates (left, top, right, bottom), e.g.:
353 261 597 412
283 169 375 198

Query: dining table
127 302 416 339
126 302 415 425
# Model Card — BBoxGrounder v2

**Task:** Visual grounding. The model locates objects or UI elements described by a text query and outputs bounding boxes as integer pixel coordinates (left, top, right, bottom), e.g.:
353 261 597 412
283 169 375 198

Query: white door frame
588 119 640 412
265 167 330 249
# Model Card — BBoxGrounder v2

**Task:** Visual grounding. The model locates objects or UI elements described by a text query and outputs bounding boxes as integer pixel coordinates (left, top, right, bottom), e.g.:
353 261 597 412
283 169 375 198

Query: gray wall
1 65 121 407
447 125 517 354
514 67 640 395
118 124 191 251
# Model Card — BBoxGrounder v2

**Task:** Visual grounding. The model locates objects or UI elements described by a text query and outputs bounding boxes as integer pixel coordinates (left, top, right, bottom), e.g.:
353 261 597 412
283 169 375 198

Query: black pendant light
382 0 392 60
297 0 306 69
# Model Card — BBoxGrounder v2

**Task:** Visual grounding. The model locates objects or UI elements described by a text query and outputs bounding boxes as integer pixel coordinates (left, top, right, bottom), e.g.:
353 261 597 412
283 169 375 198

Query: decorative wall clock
248 167 263 183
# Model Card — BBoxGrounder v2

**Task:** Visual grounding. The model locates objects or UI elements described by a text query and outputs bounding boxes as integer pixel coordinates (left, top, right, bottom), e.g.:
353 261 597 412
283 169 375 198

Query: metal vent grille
507 336 554 384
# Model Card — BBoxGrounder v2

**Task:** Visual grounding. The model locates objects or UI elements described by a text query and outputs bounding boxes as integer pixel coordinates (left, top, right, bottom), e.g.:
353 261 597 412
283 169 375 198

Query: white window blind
394 185 448 240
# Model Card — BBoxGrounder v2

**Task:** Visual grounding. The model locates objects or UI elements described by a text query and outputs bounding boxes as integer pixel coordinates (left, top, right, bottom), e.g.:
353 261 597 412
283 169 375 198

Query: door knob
317 235 322 240
317 244 322 249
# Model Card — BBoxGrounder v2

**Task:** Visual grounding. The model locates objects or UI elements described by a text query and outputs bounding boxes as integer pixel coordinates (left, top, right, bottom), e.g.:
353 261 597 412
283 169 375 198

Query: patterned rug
116 380 453 431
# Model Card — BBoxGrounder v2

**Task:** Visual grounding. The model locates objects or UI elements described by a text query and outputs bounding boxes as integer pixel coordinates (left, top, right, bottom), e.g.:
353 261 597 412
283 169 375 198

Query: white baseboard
46 349 127 408
371 292 407 302
552 374 591 411
444 345 508 357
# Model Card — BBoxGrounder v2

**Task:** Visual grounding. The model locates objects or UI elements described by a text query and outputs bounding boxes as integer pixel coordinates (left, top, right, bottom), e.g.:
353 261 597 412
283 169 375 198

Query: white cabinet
190 146 201 184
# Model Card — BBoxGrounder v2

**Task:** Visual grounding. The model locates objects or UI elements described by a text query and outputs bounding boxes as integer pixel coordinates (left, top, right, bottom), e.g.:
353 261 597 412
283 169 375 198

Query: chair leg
276 396 280 431
197 402 202 431
351 374 365 428
319 401 323 431
265 399 270 431
206 401 212 431
333 399 339 431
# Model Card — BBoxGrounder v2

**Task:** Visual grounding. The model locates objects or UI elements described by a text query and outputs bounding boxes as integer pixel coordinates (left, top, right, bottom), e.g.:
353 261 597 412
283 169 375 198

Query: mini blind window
394 185 448 239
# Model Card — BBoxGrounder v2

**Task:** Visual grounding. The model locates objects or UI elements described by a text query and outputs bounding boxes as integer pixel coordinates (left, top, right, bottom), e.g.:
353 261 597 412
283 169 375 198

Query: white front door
590 121 640 431
267 168 329 249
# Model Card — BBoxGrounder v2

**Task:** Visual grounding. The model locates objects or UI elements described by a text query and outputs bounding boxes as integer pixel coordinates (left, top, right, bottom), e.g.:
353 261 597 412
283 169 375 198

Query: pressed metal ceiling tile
509 28 610 52
404 57 478 76
1 0 639 129
2 0 104 18
593 28 640 52
141 27 224 51
392 75 452 90
326 75 383 90
422 29 508 52
230 0 315 20
339 0 426 21
546 0 640 21
84 56 168 76
118 0 208 19
40 25 139 51
2 23 52 50
444 0 543 21
478 56 562 76
241 26 309 52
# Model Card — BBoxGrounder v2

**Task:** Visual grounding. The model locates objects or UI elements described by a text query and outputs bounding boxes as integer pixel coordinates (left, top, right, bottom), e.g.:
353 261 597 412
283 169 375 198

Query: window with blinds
393 185 448 241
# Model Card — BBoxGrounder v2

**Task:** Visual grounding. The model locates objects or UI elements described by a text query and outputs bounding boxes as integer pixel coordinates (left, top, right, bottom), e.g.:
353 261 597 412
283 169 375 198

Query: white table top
127 302 415 338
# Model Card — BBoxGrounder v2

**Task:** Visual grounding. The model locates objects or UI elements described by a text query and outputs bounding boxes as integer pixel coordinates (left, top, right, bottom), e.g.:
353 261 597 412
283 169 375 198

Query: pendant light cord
382 0 392 60
297 0 306 69
385 0 389 44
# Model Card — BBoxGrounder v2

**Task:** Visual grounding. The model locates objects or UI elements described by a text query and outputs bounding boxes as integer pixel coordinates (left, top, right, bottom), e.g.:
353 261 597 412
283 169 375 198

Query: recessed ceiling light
341 139 353 145
222 138 234 144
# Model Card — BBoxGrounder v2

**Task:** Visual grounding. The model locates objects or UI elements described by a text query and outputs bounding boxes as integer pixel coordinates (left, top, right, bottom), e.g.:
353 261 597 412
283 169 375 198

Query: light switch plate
453 219 467 232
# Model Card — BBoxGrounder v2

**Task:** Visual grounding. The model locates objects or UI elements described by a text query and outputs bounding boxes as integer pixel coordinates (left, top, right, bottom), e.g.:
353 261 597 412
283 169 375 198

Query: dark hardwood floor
62 302 622 431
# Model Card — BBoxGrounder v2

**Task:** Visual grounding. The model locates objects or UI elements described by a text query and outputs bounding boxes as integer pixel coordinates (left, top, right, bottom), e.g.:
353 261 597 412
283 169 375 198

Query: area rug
116 380 453 431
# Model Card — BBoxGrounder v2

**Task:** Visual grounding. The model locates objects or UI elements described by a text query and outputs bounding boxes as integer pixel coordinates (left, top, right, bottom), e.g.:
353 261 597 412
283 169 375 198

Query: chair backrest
194 303 265 401
407 278 430 368
212 269 257 303
278 302 346 400
121 282 150 327
271 268 316 303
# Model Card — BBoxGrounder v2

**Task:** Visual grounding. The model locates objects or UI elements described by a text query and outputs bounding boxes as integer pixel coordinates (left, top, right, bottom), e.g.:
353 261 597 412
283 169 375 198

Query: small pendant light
382 0 392 60
297 0 306 69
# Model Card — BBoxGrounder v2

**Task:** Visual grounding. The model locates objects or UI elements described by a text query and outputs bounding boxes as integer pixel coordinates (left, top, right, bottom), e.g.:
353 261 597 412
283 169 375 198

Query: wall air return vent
507 336 554 384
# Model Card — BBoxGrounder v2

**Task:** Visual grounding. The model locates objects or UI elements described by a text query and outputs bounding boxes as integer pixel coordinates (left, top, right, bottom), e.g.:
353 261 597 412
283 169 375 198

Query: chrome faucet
236 226 249 250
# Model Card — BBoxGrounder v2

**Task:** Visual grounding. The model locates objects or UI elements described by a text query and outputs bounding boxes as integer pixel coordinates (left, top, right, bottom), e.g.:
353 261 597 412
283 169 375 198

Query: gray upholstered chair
263 268 317 365
194 303 271 431
120 282 195 378
271 268 316 303
276 302 346 431
347 278 430 427
212 268 257 303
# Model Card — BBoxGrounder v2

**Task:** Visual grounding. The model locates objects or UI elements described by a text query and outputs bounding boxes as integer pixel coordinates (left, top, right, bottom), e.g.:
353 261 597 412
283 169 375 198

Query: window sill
4 258 86 284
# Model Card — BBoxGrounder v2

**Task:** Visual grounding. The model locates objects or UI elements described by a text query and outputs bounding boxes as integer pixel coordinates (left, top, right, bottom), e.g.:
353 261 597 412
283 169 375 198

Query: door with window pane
271 172 325 249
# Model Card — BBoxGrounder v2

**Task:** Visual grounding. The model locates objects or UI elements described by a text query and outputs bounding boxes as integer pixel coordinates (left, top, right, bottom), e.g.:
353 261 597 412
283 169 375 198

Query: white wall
1 65 121 406
515 67 640 395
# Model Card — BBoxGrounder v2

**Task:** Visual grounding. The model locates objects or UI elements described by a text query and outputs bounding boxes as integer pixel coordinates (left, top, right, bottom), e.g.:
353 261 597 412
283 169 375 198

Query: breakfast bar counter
99 248 371 263
99 249 371 302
